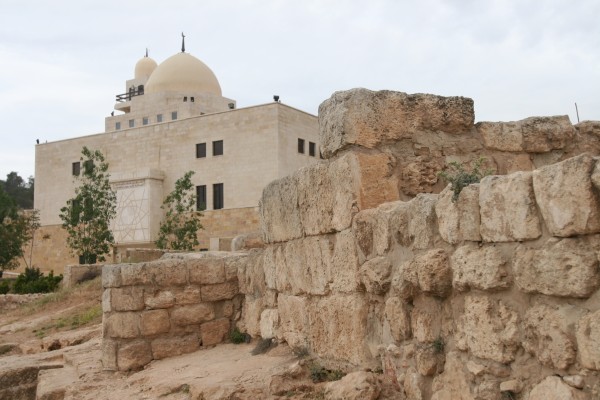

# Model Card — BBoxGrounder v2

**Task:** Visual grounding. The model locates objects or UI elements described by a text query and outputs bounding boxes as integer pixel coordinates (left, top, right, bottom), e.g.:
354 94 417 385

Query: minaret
181 32 186 53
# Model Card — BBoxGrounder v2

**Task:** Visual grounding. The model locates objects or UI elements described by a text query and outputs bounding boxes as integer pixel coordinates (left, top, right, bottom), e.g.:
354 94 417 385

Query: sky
0 0 598 180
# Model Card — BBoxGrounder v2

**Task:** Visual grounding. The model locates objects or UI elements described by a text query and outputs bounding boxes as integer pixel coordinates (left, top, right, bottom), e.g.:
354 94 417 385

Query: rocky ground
0 278 400 399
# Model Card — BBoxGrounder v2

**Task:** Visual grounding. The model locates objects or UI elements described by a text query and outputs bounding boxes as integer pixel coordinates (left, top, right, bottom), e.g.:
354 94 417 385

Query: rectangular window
190 97 195 102
143 117 149 125
213 183 224 210
196 185 206 211
157 114 163 123
115 122 121 130
213 140 223 156
72 162 80 176
183 96 188 102
298 138 305 154
309 142 316 157
196 143 206 158
128 119 134 128
171 111 177 120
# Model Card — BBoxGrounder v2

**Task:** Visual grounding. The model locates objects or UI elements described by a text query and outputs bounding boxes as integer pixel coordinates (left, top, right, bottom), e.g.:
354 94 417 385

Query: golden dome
134 56 158 80
145 52 222 96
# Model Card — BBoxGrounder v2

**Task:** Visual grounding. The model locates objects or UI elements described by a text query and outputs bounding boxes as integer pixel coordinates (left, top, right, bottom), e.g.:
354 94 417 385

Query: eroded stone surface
384 296 412 343
451 244 511 291
360 257 392 294
117 340 152 371
528 376 589 400
324 371 381 400
576 310 600 370
435 184 481 244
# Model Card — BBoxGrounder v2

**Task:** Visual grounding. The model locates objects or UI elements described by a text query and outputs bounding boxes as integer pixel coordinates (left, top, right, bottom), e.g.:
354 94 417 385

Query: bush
12 267 63 294
0 281 9 294
438 157 492 202
308 362 346 383
230 327 250 344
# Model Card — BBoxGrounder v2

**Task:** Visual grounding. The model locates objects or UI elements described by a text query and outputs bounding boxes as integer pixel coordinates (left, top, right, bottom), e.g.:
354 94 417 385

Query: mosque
33 36 319 271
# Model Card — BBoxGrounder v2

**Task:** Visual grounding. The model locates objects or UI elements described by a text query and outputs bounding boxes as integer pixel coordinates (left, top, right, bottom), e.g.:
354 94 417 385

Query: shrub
308 362 346 383
0 280 9 294
438 157 492 202
12 267 62 294
230 327 250 344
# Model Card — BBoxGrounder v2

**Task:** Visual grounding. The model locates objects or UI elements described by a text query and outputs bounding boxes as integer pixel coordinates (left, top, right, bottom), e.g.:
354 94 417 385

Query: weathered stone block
102 264 121 288
260 309 279 339
278 294 309 350
533 154 600 236
151 334 199 360
241 296 263 337
528 376 588 400
435 184 481 244
324 371 381 400
102 289 111 313
237 251 266 296
175 286 201 305
188 257 225 285
384 296 411 343
319 89 474 158
411 297 442 343
389 195 439 250
479 172 542 242
523 305 576 370
224 254 246 281
260 174 303 243
330 229 361 293
147 259 187 286
201 281 238 301
416 346 441 376
104 312 140 339
514 238 600 298
406 249 452 298
171 304 214 326
101 338 118 371
477 115 574 152
360 257 392 294
200 318 230 346
119 263 151 286
576 310 600 370
111 286 145 312
458 295 519 363
451 244 511 291
140 309 170 336
144 290 175 309
117 340 152 371
262 245 279 290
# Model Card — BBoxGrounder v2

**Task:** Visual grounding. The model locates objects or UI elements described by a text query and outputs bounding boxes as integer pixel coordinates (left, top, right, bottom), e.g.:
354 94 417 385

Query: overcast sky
1 0 598 180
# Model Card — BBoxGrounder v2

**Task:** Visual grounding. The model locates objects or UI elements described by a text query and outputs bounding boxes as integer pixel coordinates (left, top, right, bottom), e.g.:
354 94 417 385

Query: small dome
145 52 221 96
134 56 158 80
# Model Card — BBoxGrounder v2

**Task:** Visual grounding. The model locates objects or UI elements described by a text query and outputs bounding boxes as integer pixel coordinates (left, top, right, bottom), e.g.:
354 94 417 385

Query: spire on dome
145 48 148 57
181 32 186 53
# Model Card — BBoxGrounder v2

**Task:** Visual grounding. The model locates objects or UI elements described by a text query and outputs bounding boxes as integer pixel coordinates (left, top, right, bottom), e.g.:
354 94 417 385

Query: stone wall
101 251 247 371
238 89 600 399
62 264 103 288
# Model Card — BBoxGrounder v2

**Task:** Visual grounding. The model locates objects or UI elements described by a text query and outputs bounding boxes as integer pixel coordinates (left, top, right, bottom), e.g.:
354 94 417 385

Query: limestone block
260 174 303 243
324 371 380 400
528 376 589 400
360 257 392 294
352 209 377 261
576 310 600 370
102 289 111 313
309 294 371 366
479 172 542 242
514 238 600 298
319 89 474 158
231 232 265 252
405 194 439 250
188 257 225 285
262 245 279 290
563 375 585 390
120 260 187 286
117 340 152 371
104 312 140 339
435 184 481 244
354 152 399 210
175 286 201 305
406 249 452 298
200 318 230 346
416 346 441 376
500 379 523 393
431 352 474 400
110 286 145 312
384 296 412 342
241 296 263 337
533 154 600 236
101 339 118 371
352 203 399 262
140 309 170 336
411 297 442 343
102 264 121 288
523 305 576 370
151 334 199 360
145 290 176 309
171 304 214 326
451 244 511 291
404 366 426 400
201 282 238 302
459 295 519 363
224 254 246 281
260 309 279 339
237 251 265 296
477 115 574 152
330 229 361 293
277 294 309 350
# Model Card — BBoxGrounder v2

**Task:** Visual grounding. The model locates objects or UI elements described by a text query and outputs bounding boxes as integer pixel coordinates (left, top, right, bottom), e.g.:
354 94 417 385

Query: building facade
33 44 319 272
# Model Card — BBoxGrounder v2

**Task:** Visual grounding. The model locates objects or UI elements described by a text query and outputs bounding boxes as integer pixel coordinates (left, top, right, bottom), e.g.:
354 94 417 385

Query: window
143 117 149 126
309 142 316 157
190 97 195 102
171 111 177 120
298 138 305 154
157 114 163 123
72 162 81 176
196 185 206 211
128 119 134 128
196 143 206 158
115 122 121 130
213 183 224 210
138 85 144 95
213 140 223 156
183 96 187 102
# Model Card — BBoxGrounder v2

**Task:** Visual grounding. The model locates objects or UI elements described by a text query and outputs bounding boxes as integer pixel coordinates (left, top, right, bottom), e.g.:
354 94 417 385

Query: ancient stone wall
101 252 247 371
238 89 600 399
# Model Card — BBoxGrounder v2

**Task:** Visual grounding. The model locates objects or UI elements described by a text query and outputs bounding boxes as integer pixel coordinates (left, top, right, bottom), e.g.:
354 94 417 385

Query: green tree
0 172 34 209
59 147 117 264
156 171 203 250
0 185 23 274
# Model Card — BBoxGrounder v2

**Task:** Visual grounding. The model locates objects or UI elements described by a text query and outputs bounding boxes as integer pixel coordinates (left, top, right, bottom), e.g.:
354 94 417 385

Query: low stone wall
101 251 247 371
62 264 103 288
0 293 46 311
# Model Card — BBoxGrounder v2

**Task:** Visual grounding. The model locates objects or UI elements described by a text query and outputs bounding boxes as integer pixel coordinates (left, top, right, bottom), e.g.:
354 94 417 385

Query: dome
134 56 158 80
145 52 222 96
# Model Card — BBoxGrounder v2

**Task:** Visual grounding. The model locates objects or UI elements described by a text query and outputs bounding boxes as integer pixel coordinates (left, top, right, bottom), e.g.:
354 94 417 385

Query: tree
0 185 23 274
0 172 34 209
59 147 117 264
156 171 203 250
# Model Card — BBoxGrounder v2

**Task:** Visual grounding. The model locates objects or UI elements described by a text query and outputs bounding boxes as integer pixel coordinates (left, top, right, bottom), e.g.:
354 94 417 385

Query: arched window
138 85 144 95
